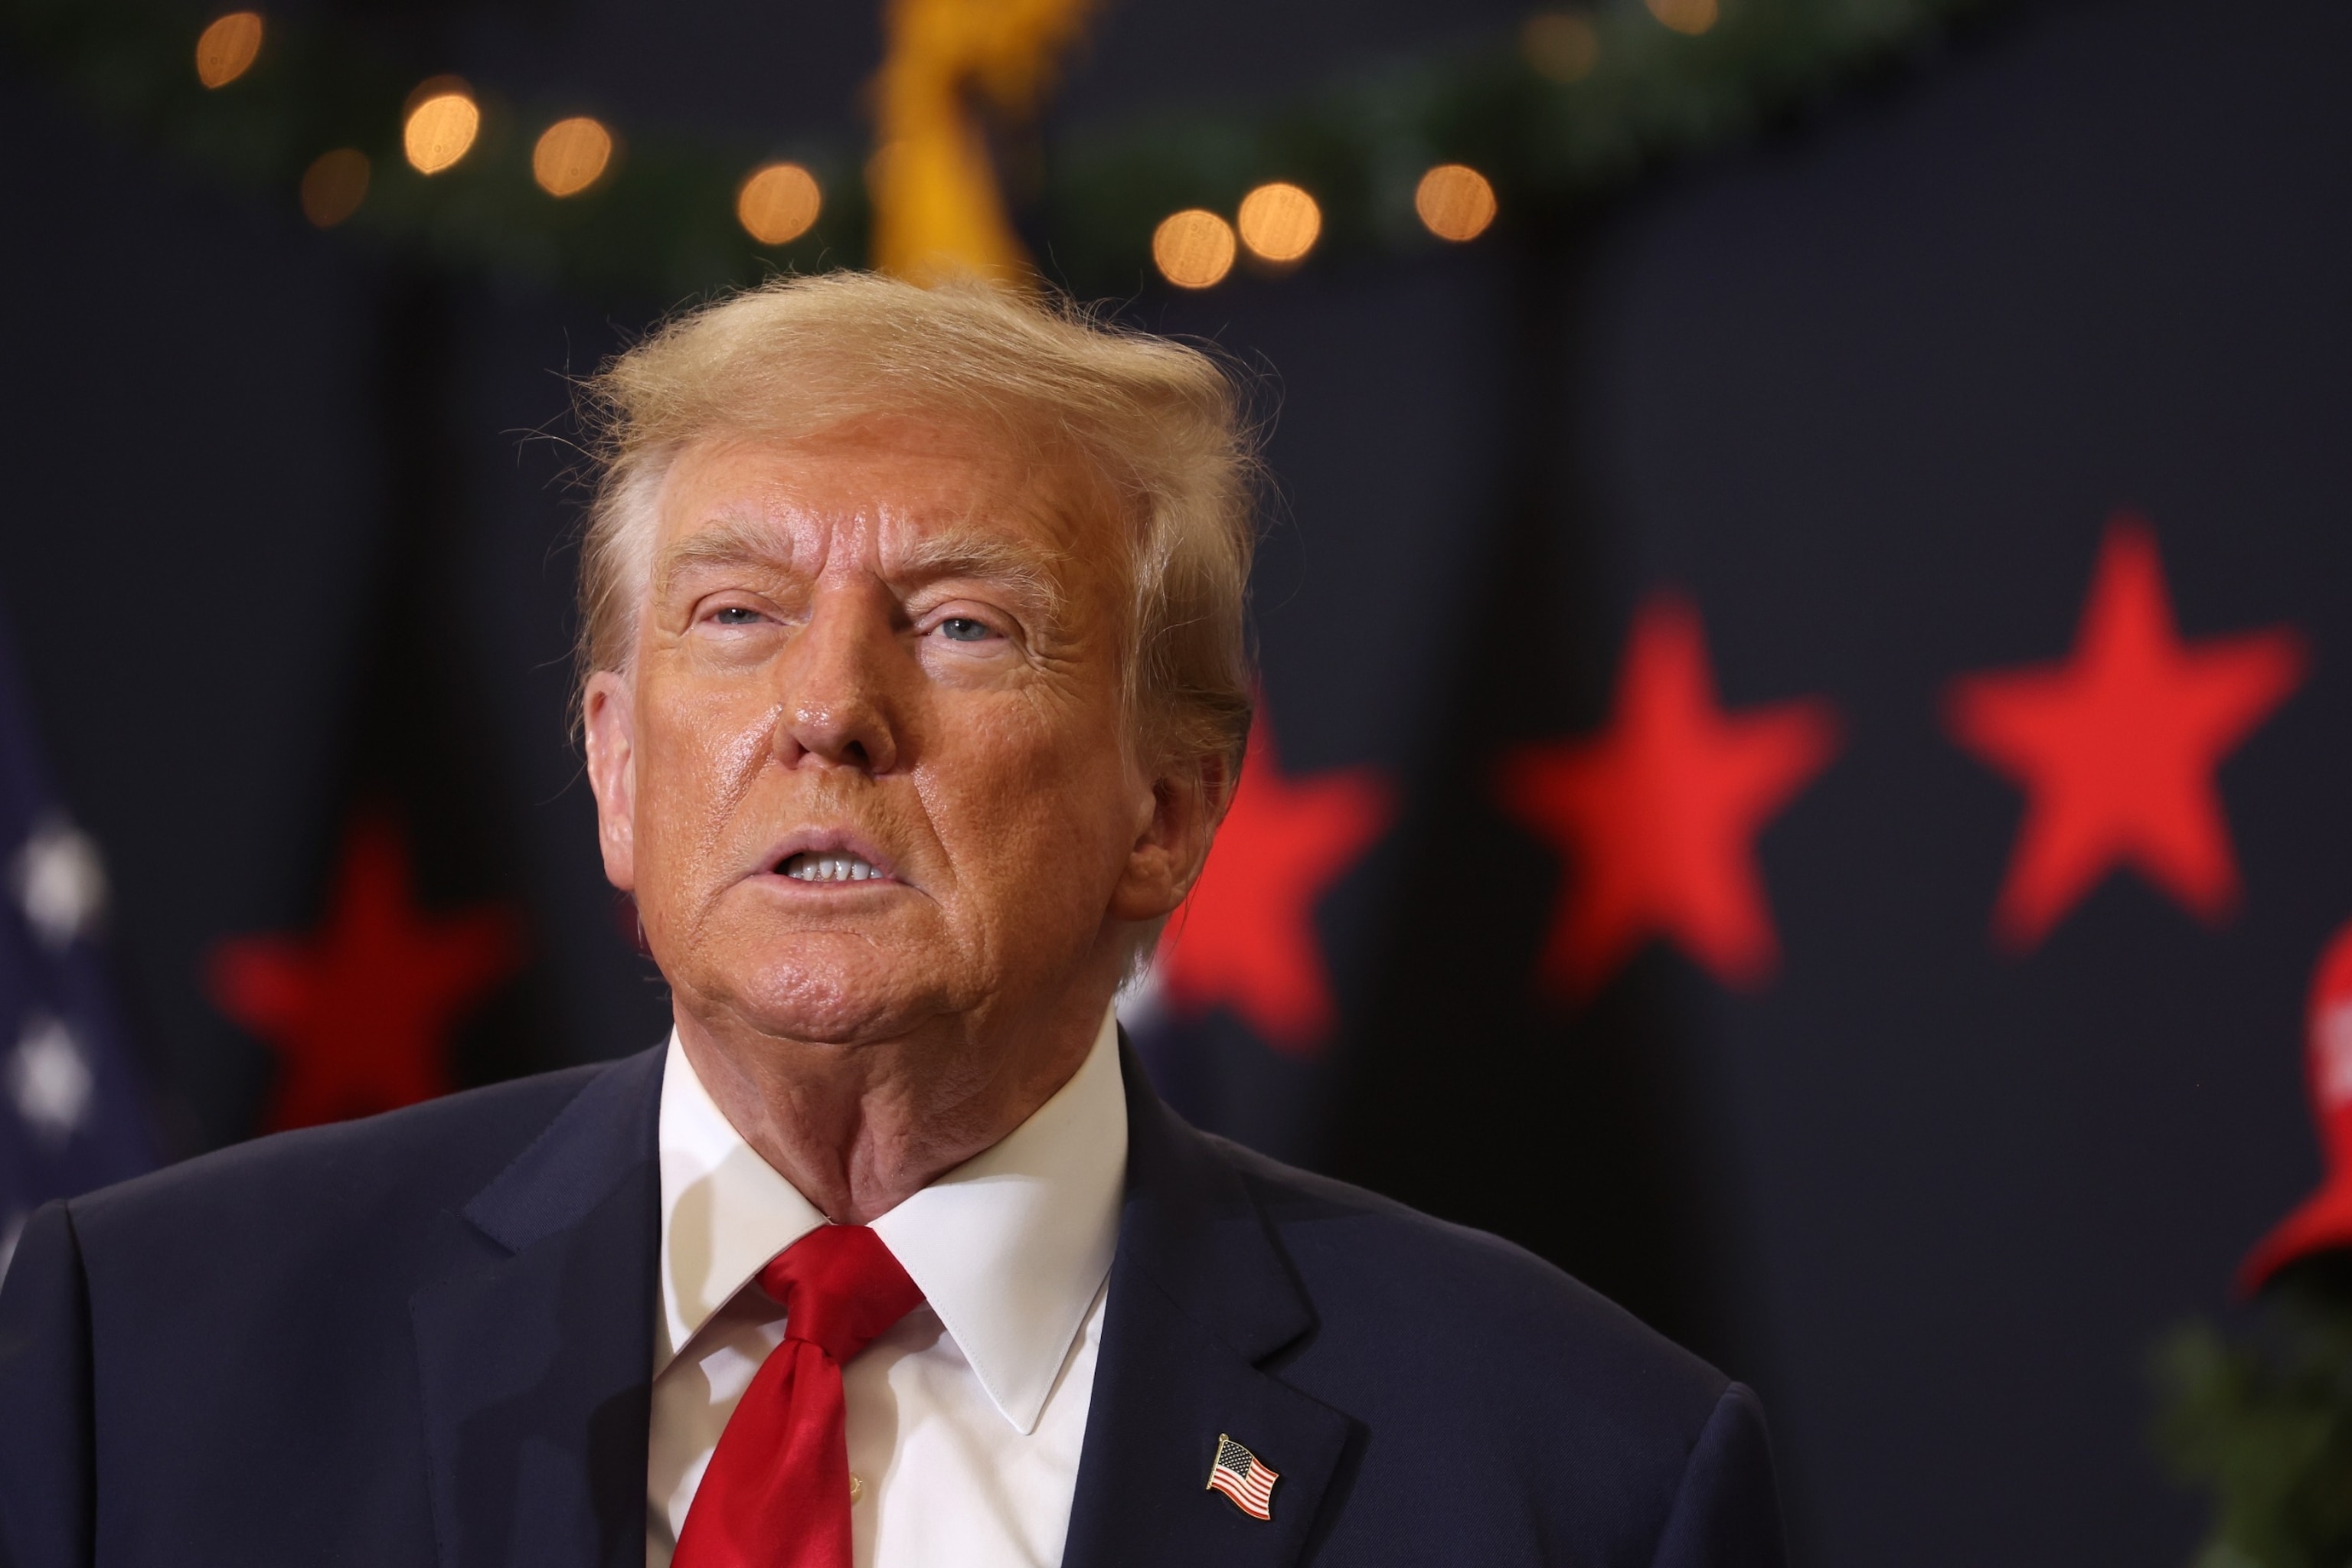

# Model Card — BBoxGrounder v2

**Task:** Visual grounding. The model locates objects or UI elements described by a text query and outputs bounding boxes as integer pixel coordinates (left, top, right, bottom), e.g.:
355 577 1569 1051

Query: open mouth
778 850 887 884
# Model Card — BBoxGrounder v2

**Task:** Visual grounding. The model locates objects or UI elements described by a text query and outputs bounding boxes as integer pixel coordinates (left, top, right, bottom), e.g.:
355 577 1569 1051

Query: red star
208 815 524 1131
1155 711 1393 1053
1497 594 1840 998
1945 514 2307 950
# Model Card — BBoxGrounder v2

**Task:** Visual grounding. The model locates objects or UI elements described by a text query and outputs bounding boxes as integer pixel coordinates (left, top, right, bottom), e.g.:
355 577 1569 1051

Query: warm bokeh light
737 163 822 245
1521 11 1599 83
1152 209 1236 289
194 12 263 89
1236 182 1321 264
1645 0 1718 36
532 117 614 198
1414 164 1498 242
403 87 480 175
299 149 369 228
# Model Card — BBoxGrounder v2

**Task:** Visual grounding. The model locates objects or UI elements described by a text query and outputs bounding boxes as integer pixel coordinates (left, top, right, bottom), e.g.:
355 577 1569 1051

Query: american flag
1207 1432 1279 1521
0 617 150 1283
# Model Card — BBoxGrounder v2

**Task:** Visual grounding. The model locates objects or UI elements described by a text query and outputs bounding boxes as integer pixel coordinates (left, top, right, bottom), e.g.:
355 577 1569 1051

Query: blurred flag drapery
0 616 151 1276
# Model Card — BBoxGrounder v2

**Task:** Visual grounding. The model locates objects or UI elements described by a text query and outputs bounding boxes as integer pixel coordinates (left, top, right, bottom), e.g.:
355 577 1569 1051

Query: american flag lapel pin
1206 1432 1279 1521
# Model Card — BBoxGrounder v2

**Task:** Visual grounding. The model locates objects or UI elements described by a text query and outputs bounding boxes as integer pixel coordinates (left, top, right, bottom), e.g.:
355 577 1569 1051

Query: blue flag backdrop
0 617 150 1277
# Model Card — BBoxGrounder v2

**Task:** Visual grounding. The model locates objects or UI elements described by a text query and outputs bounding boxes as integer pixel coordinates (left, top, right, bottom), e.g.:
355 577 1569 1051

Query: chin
700 937 952 1046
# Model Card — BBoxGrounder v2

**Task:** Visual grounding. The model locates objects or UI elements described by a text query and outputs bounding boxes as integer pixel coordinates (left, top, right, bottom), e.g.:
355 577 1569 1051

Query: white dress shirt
645 1008 1127 1568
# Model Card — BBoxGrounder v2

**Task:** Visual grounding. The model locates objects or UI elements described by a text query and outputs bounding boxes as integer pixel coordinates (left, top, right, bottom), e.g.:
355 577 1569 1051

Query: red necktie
671 1224 926 1568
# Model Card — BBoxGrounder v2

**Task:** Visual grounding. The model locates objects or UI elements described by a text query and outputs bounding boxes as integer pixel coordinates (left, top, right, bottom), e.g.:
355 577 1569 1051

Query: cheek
924 697 1135 893
633 681 778 891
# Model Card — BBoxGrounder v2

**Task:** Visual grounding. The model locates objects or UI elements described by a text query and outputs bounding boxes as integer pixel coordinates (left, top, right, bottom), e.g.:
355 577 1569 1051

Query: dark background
5 0 2346 1561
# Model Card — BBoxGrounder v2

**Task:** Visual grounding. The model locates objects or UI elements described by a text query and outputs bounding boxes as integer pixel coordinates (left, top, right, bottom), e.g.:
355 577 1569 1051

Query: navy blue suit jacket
0 1040 1786 1566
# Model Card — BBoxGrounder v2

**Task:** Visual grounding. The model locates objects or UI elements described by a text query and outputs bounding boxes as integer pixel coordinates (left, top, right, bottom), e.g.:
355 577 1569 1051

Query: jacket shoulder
70 1054 640 1258
1205 1132 1729 1436
1192 1133 1769 1560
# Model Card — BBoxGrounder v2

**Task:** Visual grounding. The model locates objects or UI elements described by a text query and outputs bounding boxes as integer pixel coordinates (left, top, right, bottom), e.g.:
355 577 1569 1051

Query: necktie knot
675 1223 923 1568
759 1223 924 1364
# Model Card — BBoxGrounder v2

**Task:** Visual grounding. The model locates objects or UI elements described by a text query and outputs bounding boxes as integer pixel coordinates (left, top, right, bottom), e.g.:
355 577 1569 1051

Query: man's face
584 417 1184 1049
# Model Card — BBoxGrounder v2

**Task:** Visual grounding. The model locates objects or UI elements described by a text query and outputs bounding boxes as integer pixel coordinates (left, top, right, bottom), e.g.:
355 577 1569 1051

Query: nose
773 584 903 774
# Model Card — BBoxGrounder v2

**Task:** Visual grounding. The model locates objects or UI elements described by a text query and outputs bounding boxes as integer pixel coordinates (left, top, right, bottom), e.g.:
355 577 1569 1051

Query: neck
672 982 1116 1226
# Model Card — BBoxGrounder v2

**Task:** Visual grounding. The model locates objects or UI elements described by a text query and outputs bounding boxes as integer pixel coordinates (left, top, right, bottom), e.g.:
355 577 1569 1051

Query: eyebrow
652 521 794 606
652 519 1070 622
888 528 1069 619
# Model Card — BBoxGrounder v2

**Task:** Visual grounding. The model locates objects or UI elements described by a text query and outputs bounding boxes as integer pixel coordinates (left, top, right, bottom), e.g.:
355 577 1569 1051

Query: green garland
3 0 1990 302
2153 1260 2352 1568
1043 0 1988 288
1 0 867 298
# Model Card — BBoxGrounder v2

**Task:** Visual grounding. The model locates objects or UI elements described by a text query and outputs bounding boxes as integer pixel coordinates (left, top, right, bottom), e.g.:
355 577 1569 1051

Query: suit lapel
1060 1042 1357 1568
410 1047 665 1568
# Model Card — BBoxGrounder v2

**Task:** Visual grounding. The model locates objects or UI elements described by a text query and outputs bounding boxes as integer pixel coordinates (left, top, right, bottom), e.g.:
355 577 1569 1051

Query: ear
1108 747 1236 923
583 670 639 892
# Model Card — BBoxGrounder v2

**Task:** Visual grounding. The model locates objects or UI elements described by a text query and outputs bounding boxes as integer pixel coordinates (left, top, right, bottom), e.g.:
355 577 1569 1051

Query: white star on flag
8 1013 94 1145
11 816 108 951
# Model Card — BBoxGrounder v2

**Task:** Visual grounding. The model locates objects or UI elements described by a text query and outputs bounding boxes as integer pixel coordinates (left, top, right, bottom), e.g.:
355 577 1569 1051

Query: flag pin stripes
1207 1432 1279 1521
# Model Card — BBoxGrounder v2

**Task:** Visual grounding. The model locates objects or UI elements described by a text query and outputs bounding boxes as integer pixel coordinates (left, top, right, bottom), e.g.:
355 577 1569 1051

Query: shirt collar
655 1032 826 1374
655 1006 1128 1436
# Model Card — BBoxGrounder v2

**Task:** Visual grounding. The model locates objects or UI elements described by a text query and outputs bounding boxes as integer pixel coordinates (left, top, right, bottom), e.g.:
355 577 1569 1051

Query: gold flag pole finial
868 0 1096 285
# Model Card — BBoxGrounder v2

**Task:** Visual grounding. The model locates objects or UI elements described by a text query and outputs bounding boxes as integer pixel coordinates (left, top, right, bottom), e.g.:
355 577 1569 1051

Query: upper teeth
786 852 881 883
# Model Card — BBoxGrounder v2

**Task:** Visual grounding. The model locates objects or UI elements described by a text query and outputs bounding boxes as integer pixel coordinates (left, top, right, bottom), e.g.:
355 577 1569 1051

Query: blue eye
711 607 763 626
939 616 991 642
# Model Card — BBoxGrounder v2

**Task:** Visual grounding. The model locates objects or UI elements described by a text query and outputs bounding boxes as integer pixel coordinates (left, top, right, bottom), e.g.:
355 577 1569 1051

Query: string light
1414 164 1497 242
737 163 822 245
194 11 263 88
1521 11 1599 82
1152 209 1236 289
1645 0 1717 36
299 149 369 228
64 0 1954 298
403 80 479 175
532 117 613 198
1236 182 1321 264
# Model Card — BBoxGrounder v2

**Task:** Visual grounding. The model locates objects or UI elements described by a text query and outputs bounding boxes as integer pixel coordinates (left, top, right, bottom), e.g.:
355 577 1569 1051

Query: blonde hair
576 272 1260 775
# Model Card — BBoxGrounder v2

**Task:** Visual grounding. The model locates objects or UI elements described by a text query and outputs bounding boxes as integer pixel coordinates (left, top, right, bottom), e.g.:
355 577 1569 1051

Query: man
0 274 1785 1566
